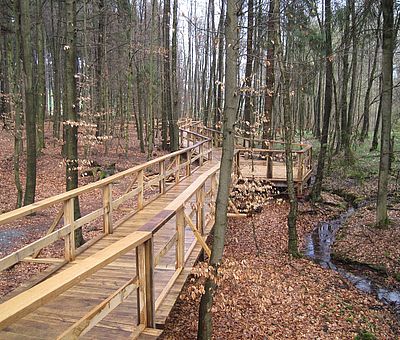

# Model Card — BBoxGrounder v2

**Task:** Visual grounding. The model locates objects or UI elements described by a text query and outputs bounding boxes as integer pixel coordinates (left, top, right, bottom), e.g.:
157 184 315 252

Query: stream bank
304 195 400 316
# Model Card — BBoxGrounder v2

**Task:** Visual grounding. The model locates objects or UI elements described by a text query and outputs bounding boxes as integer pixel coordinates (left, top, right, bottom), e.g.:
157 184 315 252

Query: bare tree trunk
65 0 84 246
36 0 46 153
197 0 239 338
361 9 381 142
376 0 394 227
243 0 254 136
275 0 299 257
13 0 23 208
20 0 37 206
312 0 333 202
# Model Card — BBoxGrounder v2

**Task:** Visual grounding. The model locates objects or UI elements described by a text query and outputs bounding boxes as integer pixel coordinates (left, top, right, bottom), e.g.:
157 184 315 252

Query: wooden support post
103 184 113 234
136 239 155 328
199 143 204 166
196 185 205 235
33 208 64 258
180 129 183 147
137 170 144 210
64 198 75 262
208 140 213 161
175 208 185 269
159 160 165 194
297 153 304 181
186 150 191 176
175 155 180 183
235 152 240 177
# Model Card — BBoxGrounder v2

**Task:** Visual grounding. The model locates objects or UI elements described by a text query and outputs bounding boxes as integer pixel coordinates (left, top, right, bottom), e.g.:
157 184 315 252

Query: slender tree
20 0 37 206
65 0 84 246
312 0 333 202
197 0 239 338
376 0 394 227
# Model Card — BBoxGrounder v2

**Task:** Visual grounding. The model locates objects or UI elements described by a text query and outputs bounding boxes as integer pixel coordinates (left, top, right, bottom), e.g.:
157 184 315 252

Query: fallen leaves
161 200 399 339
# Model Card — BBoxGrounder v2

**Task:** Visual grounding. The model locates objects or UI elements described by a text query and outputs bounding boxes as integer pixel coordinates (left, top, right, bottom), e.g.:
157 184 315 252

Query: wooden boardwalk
0 157 219 339
0 121 312 339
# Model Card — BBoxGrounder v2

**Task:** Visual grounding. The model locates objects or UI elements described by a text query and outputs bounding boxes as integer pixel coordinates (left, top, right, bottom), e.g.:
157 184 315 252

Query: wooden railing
183 119 312 194
0 121 219 337
0 126 212 271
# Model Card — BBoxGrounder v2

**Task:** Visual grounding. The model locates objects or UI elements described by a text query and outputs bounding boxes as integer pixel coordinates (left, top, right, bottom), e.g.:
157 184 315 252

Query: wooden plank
155 268 182 311
154 233 177 267
64 198 75 262
175 208 185 270
0 223 73 272
131 324 146 339
184 214 211 257
23 257 65 265
32 208 64 258
137 210 174 234
57 278 138 339
0 231 151 330
74 208 104 229
103 184 113 234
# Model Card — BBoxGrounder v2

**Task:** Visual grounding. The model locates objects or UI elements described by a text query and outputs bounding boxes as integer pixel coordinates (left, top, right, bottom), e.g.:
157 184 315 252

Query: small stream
304 207 400 314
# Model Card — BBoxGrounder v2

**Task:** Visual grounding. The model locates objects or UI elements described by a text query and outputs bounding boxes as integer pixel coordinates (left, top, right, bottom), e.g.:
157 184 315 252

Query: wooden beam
0 231 151 330
64 198 75 262
155 267 182 311
32 208 64 258
154 233 177 267
184 214 211 257
0 222 72 272
103 183 113 234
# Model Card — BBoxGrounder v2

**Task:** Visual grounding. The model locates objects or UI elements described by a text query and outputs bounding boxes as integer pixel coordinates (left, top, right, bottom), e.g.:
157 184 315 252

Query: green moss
354 330 376 340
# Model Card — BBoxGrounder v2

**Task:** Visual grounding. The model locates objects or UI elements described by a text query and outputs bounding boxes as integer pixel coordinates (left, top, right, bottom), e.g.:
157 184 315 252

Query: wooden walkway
0 121 312 339
0 158 219 339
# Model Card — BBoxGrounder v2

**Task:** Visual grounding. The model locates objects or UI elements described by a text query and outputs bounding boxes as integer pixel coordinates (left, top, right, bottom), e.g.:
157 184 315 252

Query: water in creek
304 207 400 314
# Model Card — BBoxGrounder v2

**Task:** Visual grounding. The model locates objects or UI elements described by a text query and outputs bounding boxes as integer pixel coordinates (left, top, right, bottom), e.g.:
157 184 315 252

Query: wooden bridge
0 121 312 339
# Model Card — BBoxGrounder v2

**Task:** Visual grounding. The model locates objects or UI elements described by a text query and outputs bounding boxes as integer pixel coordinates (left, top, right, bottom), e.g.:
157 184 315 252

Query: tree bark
311 0 333 202
20 0 37 206
36 0 46 153
197 0 239 338
65 0 84 246
243 0 254 137
376 0 394 227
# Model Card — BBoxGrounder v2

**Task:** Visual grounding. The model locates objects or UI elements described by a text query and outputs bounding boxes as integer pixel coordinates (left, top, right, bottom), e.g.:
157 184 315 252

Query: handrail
0 125 213 269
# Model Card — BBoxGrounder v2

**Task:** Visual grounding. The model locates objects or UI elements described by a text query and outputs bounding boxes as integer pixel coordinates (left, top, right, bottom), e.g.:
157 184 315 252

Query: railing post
175 155 180 183
64 198 75 261
267 152 273 179
138 170 144 210
159 160 165 194
103 183 113 234
176 207 185 269
180 129 184 148
297 153 303 181
136 238 155 328
186 150 191 176
199 143 204 166
235 152 240 177
196 185 205 235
